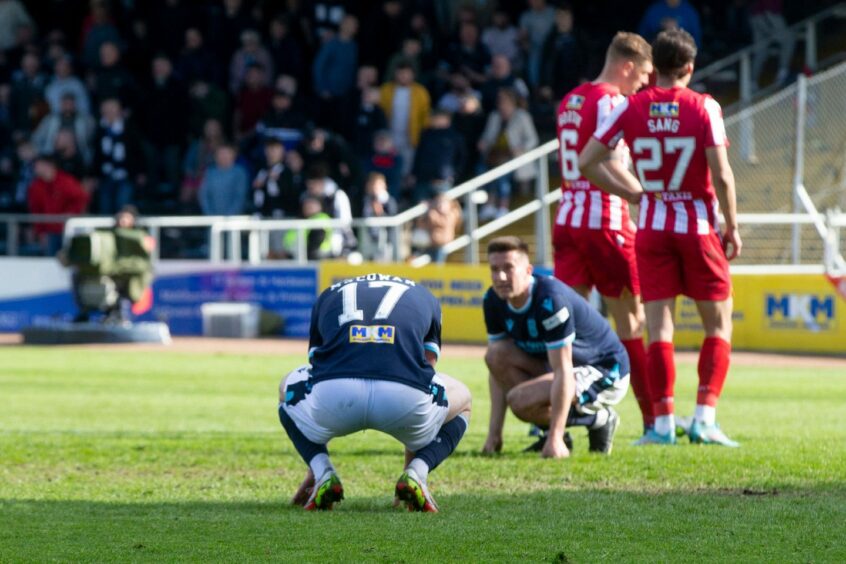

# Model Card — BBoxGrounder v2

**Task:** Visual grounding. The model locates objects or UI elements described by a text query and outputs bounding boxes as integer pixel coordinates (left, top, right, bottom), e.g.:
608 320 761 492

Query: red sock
697 337 731 406
622 338 653 427
647 341 676 416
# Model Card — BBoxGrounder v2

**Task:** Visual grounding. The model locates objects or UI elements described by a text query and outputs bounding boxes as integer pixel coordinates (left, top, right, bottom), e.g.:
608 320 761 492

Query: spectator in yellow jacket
378 60 431 176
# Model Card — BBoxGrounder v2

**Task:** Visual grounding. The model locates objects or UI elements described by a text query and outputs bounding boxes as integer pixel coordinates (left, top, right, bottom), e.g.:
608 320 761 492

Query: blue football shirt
483 274 629 375
308 273 441 392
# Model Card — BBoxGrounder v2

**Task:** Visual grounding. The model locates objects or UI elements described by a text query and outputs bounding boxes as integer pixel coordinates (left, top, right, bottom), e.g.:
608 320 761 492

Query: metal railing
691 2 846 110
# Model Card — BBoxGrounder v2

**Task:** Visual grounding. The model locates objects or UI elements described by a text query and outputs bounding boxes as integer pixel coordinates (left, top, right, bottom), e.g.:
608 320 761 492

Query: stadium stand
0 0 842 259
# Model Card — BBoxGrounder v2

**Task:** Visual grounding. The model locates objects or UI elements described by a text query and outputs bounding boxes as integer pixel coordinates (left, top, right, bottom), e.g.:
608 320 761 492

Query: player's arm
579 138 643 205
542 343 574 459
482 292 507 454
423 292 443 369
706 145 742 260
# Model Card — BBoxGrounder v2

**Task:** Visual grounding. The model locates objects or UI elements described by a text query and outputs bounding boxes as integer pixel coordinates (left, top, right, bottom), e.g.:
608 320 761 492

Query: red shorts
635 228 731 302
553 224 640 298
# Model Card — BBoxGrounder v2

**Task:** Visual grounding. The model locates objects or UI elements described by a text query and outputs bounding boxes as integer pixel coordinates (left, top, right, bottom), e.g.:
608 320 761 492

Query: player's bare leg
606 290 653 433
397 373 471 513
483 339 547 452
687 297 738 446
278 369 343 509
572 284 592 301
636 298 678 445
485 338 548 390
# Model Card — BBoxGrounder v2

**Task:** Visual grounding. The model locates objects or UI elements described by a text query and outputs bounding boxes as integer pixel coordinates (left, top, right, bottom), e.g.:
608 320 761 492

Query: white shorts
574 366 630 415
281 365 449 452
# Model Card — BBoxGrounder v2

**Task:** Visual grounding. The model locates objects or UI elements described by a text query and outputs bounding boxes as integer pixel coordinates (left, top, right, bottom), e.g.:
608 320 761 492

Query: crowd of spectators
0 0 826 257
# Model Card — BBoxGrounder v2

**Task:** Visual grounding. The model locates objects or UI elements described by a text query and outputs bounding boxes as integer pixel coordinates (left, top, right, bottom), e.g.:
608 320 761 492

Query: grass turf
1 347 845 562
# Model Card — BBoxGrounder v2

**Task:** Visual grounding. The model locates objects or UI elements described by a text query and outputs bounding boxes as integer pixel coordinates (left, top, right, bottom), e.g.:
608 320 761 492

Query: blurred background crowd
0 0 826 258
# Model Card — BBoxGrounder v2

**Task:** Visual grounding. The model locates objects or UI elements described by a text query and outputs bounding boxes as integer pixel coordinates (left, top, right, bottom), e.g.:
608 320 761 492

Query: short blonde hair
607 32 652 67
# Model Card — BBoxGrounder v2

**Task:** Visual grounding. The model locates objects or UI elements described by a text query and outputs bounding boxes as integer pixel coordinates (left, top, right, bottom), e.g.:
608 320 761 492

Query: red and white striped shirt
555 82 631 231
594 86 728 235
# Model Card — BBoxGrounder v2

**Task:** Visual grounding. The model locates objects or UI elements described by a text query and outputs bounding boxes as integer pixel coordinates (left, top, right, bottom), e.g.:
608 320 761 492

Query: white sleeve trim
594 98 628 144
424 342 441 359
542 307 570 331
308 346 317 359
704 97 727 146
487 332 507 342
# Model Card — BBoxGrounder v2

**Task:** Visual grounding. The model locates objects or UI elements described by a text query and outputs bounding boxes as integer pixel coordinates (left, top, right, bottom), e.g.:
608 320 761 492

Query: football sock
694 404 716 426
697 337 731 422
278 404 328 466
654 414 675 436
648 341 676 418
566 406 597 428
622 338 654 429
414 414 468 473
309 453 334 481
406 458 430 484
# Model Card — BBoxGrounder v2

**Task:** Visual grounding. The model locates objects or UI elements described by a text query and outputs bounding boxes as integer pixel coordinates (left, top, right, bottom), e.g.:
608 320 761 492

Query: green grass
1 347 845 562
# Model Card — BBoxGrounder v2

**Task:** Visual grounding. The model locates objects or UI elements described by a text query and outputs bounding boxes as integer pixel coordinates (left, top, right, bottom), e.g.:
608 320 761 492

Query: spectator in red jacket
27 154 90 255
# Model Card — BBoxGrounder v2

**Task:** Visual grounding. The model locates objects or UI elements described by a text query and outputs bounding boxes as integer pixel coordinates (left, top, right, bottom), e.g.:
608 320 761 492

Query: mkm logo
765 294 835 331
349 325 396 344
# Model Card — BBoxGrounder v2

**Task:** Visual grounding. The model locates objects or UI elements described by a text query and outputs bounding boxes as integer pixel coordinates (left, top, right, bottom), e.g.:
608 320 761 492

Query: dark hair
652 29 697 79
306 162 329 181
117 204 139 218
34 153 58 166
394 59 414 72
487 236 529 256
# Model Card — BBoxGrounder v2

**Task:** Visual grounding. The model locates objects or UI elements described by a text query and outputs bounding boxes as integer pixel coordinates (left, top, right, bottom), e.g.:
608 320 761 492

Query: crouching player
278 274 472 512
481 236 629 458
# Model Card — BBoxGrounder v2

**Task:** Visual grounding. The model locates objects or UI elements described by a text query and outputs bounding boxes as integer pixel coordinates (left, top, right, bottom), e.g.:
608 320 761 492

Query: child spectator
362 171 398 260
364 130 404 204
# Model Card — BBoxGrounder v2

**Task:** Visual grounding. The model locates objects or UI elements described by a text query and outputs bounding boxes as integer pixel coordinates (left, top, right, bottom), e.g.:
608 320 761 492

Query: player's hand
541 435 570 459
291 469 315 506
722 226 742 260
481 435 503 455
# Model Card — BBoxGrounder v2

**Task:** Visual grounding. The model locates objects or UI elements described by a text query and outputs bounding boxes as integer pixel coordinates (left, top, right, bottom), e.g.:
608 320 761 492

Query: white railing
691 2 846 108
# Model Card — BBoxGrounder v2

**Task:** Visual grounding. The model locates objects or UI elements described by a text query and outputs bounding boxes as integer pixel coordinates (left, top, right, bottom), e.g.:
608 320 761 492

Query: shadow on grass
1 488 845 562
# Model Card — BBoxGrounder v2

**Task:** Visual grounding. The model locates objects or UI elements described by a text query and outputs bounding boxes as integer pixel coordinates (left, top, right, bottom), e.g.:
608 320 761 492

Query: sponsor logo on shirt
649 102 679 117
349 325 396 344
566 95 585 110
655 191 693 202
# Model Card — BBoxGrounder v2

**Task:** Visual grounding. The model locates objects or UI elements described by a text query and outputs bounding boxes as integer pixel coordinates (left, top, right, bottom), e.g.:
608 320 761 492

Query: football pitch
1 344 845 562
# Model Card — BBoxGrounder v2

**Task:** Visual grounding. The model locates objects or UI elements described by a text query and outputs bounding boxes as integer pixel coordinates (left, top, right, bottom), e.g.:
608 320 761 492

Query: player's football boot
632 428 677 446
675 416 693 438
588 408 619 454
394 469 438 513
523 431 574 453
303 470 344 510
688 420 740 447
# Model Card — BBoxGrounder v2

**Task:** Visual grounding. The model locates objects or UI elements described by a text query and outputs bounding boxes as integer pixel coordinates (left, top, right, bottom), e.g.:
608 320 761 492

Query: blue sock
566 406 597 428
278 404 327 465
414 414 468 472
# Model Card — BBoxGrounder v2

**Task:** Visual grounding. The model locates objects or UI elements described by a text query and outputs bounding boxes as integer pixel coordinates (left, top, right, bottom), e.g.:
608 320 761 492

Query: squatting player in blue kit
481 236 630 458
278 273 472 512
